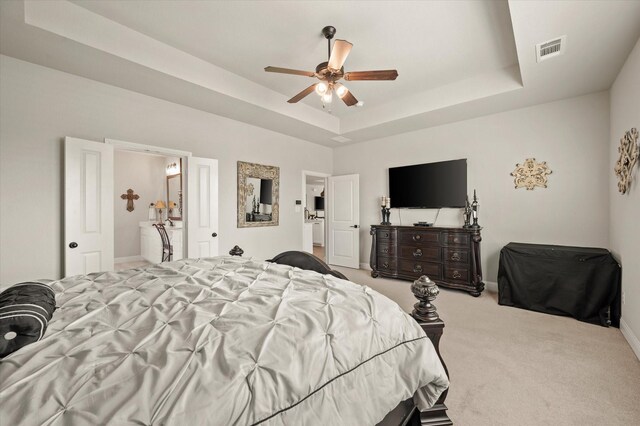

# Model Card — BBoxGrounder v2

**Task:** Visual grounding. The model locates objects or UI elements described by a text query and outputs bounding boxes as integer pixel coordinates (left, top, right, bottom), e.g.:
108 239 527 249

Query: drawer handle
412 234 422 241
413 264 423 273
453 270 461 279
413 249 423 258
453 237 460 243
383 232 389 238
382 248 389 253
451 252 461 261
382 261 389 269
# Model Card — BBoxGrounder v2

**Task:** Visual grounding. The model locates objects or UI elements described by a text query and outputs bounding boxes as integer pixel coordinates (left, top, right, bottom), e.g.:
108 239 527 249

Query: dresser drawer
399 230 440 246
443 248 469 263
399 245 441 261
442 232 469 246
398 259 441 277
444 266 469 282
377 244 396 256
376 257 396 272
377 229 396 240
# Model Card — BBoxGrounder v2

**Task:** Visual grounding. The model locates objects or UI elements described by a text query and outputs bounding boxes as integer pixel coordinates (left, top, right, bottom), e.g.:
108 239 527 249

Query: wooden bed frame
268 251 453 426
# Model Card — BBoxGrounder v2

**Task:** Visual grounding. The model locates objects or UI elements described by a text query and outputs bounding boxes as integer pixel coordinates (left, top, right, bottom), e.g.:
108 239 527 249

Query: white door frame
302 170 330 259
105 139 192 158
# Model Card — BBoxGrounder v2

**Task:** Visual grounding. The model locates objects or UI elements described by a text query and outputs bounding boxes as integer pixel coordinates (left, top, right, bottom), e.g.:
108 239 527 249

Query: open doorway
107 139 190 272
302 171 329 261
113 150 185 271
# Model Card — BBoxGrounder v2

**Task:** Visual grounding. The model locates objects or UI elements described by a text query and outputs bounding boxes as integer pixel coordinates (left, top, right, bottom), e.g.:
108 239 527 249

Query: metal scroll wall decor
511 158 552 190
614 128 639 194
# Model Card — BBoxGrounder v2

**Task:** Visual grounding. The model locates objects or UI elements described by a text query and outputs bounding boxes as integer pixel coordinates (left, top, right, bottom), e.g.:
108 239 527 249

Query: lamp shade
155 200 166 209
260 179 273 205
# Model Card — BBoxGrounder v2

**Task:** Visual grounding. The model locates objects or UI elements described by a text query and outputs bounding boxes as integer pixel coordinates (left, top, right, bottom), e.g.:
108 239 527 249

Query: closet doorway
64 137 219 277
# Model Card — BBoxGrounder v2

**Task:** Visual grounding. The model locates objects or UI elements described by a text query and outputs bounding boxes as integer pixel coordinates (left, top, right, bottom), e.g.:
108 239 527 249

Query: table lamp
155 200 166 223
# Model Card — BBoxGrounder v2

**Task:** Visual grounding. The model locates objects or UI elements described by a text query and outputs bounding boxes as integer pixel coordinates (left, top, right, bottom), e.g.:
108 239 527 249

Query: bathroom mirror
237 161 279 227
167 166 182 221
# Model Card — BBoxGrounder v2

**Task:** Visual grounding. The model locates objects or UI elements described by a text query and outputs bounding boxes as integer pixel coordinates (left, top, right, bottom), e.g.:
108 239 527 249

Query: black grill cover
498 243 621 327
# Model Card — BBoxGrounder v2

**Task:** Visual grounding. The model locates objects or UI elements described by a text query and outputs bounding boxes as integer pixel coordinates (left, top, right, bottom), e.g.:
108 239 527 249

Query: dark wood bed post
411 275 452 426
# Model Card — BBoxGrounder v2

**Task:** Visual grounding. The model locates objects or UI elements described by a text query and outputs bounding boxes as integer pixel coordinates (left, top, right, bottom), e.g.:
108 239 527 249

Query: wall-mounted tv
389 159 467 208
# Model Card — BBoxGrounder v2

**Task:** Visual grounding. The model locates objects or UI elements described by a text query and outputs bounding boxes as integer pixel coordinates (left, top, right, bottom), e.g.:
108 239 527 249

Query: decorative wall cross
511 158 552 190
120 189 139 212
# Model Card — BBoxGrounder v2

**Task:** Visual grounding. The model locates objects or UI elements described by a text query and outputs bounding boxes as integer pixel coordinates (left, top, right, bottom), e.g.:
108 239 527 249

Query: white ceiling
1 1 639 147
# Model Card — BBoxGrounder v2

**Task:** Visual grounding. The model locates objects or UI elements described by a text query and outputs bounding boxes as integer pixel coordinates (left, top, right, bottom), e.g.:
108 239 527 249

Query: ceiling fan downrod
322 26 336 60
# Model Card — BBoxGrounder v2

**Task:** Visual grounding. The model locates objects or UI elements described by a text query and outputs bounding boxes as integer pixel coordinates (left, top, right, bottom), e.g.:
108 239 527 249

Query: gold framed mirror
166 159 182 220
237 161 279 227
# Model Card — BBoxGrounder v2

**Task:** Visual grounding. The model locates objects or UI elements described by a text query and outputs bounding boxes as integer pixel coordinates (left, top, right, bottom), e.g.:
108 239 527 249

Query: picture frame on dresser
370 224 484 296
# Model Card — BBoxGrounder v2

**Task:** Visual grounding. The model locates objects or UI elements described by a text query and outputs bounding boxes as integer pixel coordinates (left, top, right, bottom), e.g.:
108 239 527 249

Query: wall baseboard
115 255 143 264
484 280 498 293
620 318 640 361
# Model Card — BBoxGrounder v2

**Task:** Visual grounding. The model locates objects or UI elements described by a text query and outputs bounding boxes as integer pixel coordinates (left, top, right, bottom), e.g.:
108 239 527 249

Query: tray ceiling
1 1 639 146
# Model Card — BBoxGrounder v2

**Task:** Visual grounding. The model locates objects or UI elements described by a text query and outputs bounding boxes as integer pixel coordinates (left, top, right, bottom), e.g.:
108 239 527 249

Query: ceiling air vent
331 136 351 143
536 36 566 63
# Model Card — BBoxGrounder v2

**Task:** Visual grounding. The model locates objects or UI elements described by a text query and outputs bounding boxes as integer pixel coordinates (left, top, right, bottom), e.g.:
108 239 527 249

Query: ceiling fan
264 26 398 107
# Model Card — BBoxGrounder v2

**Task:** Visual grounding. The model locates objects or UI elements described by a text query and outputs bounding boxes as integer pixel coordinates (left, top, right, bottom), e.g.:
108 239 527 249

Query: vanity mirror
237 161 279 227
166 159 182 220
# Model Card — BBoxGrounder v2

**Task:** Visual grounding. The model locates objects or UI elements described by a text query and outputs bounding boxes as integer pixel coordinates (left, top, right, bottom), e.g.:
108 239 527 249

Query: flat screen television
389 159 467 208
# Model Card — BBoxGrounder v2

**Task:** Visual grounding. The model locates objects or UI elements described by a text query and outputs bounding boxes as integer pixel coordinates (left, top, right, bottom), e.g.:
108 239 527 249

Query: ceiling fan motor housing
315 62 344 81
322 26 336 40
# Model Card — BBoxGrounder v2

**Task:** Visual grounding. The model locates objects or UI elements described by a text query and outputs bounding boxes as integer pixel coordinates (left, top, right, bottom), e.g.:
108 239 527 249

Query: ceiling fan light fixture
265 26 398 109
335 84 348 98
315 82 328 95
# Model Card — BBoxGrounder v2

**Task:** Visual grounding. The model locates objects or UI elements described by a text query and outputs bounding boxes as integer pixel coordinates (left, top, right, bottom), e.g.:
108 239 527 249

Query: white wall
114 150 166 259
609 37 640 358
333 92 611 284
0 55 332 287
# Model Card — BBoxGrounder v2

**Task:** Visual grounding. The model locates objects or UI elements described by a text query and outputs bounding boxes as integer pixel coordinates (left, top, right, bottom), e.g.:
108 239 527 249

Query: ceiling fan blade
344 70 399 81
341 90 358 107
265 66 315 77
328 39 353 71
287 84 317 103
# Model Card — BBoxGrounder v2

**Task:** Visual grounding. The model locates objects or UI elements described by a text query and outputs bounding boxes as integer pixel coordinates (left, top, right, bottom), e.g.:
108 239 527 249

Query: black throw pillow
0 282 56 358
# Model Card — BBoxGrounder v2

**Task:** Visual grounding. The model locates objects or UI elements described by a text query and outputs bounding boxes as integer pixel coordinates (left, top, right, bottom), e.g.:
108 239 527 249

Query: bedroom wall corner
609 36 640 360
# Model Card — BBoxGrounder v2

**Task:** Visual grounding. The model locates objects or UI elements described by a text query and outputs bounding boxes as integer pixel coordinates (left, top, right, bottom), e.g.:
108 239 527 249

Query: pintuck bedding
0 256 448 425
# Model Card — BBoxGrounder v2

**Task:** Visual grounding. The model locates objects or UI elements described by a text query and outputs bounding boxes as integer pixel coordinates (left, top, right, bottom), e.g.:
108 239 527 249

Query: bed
0 253 450 425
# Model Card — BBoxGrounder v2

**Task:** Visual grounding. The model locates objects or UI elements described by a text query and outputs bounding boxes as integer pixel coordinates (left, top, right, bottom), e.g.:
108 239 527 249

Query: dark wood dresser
370 225 484 296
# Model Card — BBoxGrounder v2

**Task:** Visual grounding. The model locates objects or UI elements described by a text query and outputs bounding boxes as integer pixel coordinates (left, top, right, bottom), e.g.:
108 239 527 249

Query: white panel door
187 157 219 258
65 137 114 276
327 174 359 268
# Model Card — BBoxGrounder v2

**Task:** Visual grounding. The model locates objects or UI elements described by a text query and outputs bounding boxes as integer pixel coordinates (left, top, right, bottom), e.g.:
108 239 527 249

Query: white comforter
0 257 448 425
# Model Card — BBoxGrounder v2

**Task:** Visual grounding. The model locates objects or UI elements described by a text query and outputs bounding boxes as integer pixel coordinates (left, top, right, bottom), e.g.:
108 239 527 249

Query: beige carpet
333 267 640 426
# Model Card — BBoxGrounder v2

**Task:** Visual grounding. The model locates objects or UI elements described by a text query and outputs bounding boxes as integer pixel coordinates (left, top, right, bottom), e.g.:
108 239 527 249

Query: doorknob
69 242 78 249
350 225 359 228
211 233 218 237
